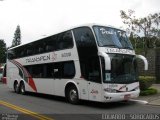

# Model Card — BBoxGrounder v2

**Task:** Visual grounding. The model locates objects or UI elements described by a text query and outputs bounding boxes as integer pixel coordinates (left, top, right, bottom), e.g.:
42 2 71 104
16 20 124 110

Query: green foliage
11 25 21 47
140 87 158 96
156 39 160 47
120 10 160 37
135 48 144 54
139 76 155 90
0 39 6 63
120 9 160 56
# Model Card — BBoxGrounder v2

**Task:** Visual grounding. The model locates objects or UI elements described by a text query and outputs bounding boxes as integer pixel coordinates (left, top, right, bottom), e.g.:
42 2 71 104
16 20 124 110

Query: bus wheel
19 82 25 95
14 82 19 93
66 86 79 104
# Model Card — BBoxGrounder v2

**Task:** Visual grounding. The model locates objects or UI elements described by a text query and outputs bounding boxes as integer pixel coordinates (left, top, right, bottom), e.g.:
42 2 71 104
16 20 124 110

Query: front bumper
103 89 140 102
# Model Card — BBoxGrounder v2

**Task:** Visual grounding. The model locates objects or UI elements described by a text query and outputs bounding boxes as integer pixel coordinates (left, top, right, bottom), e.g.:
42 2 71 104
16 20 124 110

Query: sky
0 0 160 47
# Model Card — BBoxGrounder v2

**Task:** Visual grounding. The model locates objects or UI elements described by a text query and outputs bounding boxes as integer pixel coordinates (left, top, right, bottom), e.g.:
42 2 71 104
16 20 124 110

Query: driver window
88 57 101 83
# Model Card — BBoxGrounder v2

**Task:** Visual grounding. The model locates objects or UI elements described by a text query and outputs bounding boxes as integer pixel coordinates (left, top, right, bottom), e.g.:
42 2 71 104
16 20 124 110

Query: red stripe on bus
28 77 37 92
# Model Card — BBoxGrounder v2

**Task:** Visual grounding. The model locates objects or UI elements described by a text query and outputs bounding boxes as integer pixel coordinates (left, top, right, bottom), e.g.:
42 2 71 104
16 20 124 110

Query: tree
129 32 135 48
120 9 160 56
0 39 6 63
12 25 21 47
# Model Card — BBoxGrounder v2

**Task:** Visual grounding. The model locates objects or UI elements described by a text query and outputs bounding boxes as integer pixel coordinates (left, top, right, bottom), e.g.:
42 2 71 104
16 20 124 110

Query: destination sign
105 48 135 55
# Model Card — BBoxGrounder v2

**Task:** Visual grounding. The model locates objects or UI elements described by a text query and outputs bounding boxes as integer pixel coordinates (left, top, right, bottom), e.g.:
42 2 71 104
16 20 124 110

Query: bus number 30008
61 52 71 58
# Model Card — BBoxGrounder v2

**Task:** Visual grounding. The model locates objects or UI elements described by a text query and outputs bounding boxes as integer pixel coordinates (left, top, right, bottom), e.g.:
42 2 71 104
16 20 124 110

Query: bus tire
66 85 79 104
14 81 19 93
19 82 25 95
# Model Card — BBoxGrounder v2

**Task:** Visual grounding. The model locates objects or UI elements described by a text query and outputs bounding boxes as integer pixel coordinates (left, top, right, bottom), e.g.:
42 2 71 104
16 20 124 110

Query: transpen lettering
26 55 50 63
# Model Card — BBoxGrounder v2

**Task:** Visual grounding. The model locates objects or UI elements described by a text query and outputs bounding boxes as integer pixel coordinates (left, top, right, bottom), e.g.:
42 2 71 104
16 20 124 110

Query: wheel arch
13 79 19 87
64 81 80 98
19 80 25 85
13 79 25 88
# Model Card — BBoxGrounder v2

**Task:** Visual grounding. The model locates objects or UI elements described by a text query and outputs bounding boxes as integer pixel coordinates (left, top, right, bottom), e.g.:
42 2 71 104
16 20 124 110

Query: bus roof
8 23 124 50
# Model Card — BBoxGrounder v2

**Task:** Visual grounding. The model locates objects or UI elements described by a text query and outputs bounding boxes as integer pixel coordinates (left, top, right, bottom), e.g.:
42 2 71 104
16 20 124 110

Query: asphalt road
0 82 160 120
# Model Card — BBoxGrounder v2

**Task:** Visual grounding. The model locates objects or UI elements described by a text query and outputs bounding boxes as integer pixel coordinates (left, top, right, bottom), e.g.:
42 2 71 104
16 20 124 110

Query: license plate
124 94 131 100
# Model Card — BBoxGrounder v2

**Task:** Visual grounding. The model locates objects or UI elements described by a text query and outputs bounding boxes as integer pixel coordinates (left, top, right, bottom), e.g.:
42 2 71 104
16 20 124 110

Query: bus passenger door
87 57 102 102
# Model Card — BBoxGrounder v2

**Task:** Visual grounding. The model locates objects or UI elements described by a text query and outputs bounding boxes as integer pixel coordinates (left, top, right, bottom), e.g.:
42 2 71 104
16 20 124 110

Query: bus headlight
104 88 117 93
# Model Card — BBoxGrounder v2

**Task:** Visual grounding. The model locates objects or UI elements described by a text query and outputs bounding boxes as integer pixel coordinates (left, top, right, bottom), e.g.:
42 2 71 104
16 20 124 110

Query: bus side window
39 47 44 53
45 36 56 51
27 49 32 55
62 31 73 49
63 62 75 78
73 27 98 82
52 61 75 79
53 63 62 78
46 45 52 51
25 65 44 78
57 31 73 50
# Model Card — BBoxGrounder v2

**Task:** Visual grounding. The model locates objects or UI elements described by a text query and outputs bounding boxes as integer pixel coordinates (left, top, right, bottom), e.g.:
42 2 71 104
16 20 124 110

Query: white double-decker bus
7 24 148 104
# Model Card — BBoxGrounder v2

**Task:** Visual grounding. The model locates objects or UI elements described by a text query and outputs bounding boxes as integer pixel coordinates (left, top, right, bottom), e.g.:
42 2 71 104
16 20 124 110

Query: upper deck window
8 30 73 59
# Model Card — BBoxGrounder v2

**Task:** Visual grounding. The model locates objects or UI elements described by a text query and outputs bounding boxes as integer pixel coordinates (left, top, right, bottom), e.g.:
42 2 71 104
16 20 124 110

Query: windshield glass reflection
102 54 138 84
93 26 133 50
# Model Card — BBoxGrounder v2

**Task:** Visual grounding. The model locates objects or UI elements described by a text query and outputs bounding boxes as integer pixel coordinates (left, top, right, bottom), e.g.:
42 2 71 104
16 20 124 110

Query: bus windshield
103 54 138 84
93 26 133 49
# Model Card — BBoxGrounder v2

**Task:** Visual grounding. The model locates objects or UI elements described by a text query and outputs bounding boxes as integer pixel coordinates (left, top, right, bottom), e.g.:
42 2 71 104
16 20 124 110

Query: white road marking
129 99 148 104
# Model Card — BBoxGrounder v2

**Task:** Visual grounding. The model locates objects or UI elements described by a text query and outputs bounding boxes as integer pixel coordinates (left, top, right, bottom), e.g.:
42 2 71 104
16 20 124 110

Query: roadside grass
139 76 159 96
140 87 158 96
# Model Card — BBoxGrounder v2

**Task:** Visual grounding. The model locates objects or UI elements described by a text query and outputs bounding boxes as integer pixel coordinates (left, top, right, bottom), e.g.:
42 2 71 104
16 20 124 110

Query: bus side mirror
98 52 111 70
136 55 148 71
